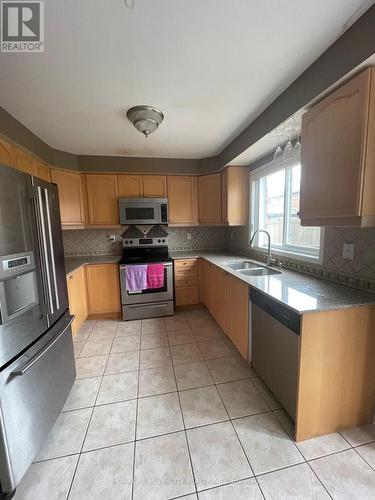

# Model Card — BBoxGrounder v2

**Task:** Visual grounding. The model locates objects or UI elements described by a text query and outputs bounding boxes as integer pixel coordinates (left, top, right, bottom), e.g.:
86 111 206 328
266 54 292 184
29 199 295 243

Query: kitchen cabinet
167 176 198 226
67 266 88 335
300 67 375 227
226 274 249 359
198 173 222 224
51 169 85 228
118 174 143 197
174 259 199 307
222 166 249 225
0 137 14 167
210 264 227 331
31 159 50 182
143 175 167 197
85 174 119 226
85 263 121 316
13 146 34 174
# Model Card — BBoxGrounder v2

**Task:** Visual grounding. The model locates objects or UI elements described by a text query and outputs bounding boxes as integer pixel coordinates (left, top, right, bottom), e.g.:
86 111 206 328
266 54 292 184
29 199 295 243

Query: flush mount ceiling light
126 105 164 138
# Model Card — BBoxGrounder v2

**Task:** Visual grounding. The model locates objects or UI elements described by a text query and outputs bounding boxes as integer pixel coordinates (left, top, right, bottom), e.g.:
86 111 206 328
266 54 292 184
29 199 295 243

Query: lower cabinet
67 266 88 336
85 263 121 316
174 259 199 307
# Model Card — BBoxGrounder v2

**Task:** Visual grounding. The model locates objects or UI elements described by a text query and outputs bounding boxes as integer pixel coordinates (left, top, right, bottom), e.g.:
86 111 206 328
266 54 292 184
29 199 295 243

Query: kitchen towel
146 263 165 289
125 264 148 292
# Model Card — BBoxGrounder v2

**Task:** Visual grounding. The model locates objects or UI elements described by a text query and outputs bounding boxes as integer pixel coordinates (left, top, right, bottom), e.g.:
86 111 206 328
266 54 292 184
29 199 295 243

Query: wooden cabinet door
211 265 227 331
300 69 371 222
85 174 119 225
67 266 88 335
51 169 85 227
198 173 222 224
167 176 198 226
222 167 249 225
13 147 34 174
0 137 14 167
32 159 50 182
143 175 167 197
86 263 121 315
118 175 143 197
226 275 249 359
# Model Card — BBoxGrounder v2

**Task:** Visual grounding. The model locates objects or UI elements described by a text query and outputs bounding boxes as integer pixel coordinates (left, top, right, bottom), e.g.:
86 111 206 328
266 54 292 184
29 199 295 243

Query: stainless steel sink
223 261 262 270
239 268 281 276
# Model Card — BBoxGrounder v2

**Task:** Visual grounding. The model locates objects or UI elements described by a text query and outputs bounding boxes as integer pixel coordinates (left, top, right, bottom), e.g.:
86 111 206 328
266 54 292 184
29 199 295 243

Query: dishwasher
250 288 301 420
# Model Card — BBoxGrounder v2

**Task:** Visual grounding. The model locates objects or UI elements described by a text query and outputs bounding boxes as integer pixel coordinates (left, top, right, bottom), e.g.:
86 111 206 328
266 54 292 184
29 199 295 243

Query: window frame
249 158 324 264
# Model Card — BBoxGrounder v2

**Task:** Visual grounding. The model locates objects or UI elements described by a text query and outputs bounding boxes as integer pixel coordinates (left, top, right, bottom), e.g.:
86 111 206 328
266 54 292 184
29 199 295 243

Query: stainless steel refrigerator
0 163 75 496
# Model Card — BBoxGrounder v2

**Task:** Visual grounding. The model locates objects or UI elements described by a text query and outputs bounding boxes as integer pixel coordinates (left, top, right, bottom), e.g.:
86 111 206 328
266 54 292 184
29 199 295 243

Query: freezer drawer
0 313 75 495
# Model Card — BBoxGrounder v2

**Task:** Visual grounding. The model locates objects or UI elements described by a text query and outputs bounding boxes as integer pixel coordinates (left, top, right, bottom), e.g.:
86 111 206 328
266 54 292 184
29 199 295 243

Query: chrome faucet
249 229 278 267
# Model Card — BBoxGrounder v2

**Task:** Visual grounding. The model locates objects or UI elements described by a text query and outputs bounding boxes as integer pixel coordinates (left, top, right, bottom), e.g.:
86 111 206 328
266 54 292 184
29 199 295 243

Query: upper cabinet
13 146 34 174
167 176 198 226
118 174 167 198
85 174 119 226
222 166 249 226
300 67 375 227
198 173 222 224
32 159 50 182
0 137 14 167
51 169 85 228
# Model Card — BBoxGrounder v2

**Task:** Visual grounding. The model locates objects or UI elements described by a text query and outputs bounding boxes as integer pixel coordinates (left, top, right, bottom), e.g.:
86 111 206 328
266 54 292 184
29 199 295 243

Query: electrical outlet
186 233 192 240
342 242 355 260
108 234 117 242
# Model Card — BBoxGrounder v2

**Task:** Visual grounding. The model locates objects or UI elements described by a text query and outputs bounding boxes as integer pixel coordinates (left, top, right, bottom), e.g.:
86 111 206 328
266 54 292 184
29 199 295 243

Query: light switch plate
342 242 355 260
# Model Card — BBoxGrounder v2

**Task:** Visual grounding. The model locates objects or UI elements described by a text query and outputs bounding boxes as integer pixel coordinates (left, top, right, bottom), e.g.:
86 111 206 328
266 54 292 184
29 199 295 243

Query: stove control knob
130 240 133 245
158 239 161 243
162 239 165 243
125 240 128 245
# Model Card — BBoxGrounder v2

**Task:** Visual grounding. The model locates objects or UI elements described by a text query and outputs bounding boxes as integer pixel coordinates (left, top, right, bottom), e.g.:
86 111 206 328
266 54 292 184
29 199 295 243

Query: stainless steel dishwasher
250 288 300 420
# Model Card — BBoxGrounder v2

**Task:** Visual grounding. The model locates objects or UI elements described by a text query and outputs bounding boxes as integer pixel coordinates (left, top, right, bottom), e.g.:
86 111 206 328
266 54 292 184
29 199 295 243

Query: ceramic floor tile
89 322 118 338
110 334 140 353
187 421 253 490
186 309 216 328
73 342 84 358
198 339 232 360
310 449 375 500
139 346 172 369
297 432 350 460
69 443 134 500
138 365 176 397
165 312 190 332
79 338 112 357
105 351 139 375
83 400 136 452
273 408 295 438
168 329 197 346
179 385 228 428
171 342 203 365
75 355 108 379
140 331 169 349
174 360 214 390
206 356 248 383
198 478 263 500
13 455 78 500
116 320 141 336
192 325 223 342
96 371 138 405
233 412 304 475
38 408 91 461
356 442 375 468
258 462 330 499
62 377 101 411
217 379 269 418
340 424 375 447
136 392 184 439
251 377 282 410
141 317 166 334
133 432 195 500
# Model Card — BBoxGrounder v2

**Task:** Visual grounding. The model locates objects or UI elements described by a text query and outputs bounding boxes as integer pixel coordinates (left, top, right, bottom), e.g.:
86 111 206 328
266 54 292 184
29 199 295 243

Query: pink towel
146 263 165 289
125 265 147 292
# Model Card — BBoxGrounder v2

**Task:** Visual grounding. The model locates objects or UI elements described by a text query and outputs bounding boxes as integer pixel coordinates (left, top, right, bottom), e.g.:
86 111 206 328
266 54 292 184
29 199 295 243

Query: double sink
223 260 281 276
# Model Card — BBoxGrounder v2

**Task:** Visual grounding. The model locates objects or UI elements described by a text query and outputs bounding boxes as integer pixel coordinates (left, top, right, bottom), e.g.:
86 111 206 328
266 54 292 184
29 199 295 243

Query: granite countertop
170 250 375 314
65 255 122 275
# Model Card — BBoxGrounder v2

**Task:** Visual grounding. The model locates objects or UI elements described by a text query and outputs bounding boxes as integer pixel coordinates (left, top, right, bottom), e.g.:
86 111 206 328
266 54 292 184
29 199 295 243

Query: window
250 161 323 262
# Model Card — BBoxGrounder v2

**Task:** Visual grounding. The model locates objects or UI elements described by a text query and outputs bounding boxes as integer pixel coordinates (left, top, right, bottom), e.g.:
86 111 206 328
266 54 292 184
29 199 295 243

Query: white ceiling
0 0 370 158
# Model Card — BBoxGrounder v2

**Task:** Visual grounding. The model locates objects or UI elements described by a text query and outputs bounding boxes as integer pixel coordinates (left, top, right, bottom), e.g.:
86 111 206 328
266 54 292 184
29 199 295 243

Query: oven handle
120 262 172 269
127 303 170 309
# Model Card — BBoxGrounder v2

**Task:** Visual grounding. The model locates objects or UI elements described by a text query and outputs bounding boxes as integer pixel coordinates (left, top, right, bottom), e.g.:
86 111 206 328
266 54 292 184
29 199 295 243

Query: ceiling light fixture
126 105 164 138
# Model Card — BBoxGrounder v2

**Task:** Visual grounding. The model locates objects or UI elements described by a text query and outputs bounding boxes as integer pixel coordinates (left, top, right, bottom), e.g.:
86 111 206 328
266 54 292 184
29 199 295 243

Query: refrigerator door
0 312 75 494
32 177 68 326
0 165 48 369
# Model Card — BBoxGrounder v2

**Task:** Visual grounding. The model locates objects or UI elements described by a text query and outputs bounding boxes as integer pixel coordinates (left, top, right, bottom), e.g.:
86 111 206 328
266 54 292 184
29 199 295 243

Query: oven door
119 198 164 225
120 262 173 304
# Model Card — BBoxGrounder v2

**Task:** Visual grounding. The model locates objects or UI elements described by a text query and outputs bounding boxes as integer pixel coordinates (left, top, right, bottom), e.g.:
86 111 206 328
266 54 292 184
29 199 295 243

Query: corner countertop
65 255 121 275
170 250 375 314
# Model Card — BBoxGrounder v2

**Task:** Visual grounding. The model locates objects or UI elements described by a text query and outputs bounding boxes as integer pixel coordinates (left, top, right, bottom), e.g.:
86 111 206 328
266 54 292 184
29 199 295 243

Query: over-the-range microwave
119 197 168 225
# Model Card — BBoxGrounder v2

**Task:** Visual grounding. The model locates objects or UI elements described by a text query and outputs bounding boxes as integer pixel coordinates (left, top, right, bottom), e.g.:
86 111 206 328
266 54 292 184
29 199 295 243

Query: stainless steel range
119 237 174 320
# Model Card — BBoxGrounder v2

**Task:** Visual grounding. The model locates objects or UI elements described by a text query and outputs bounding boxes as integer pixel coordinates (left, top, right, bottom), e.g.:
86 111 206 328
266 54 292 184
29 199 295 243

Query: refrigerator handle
36 186 54 315
44 188 60 310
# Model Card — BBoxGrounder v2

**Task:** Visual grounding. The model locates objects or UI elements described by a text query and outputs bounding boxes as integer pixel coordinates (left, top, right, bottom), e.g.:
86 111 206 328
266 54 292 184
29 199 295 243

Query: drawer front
175 286 199 306
174 259 197 272
175 276 198 287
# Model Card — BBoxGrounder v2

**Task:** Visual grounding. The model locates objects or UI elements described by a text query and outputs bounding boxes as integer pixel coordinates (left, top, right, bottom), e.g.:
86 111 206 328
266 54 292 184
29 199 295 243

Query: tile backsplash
226 226 375 294
63 226 227 256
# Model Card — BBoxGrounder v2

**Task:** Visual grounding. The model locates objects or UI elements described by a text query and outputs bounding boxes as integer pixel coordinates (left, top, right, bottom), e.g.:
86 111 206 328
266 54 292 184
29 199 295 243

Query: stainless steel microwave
119 198 168 225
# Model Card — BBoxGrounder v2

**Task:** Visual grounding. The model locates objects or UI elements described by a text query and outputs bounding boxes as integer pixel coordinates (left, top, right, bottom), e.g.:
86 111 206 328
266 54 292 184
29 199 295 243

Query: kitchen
1 1 375 499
